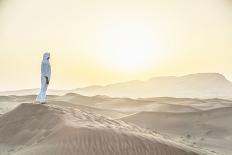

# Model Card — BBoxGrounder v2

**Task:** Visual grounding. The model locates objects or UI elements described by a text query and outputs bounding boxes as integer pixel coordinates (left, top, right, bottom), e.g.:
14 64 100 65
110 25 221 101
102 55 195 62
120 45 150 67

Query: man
36 52 51 104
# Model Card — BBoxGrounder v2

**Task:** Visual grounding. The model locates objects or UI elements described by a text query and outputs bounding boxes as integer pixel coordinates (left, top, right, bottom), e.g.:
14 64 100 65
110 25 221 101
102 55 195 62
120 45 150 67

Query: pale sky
0 0 232 91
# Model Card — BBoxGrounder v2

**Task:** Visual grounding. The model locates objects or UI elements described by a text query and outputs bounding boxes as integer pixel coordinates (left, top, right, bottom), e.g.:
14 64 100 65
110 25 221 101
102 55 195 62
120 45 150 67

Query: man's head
43 52 50 60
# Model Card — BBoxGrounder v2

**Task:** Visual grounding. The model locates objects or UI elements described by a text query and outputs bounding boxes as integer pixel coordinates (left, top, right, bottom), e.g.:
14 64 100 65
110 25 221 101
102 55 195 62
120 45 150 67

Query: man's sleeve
41 62 49 77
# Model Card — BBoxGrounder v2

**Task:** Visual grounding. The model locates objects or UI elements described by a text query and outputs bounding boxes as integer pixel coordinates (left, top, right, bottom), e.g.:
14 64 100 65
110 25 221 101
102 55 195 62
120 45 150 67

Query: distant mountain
1 73 232 99
74 73 232 98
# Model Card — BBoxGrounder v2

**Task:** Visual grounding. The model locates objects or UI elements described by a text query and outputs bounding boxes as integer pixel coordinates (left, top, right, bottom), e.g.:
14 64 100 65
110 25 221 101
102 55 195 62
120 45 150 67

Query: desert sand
0 93 230 155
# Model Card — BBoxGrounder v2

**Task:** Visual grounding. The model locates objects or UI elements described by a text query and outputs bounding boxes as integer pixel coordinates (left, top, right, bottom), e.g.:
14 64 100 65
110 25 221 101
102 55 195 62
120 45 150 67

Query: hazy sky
0 0 232 91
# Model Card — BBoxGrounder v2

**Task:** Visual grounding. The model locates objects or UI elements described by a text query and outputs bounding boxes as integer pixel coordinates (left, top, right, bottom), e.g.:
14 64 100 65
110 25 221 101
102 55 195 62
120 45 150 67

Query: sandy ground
0 93 231 154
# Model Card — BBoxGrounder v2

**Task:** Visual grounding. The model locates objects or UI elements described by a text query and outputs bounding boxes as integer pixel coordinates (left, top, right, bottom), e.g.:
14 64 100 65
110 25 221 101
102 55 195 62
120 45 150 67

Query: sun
100 24 165 73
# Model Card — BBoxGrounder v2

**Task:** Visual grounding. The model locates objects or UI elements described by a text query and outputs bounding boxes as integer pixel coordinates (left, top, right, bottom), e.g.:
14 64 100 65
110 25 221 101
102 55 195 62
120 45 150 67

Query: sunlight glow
101 24 165 72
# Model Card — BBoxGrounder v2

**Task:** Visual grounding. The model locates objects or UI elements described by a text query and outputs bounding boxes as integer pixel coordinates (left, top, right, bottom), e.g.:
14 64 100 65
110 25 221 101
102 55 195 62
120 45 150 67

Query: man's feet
34 101 46 104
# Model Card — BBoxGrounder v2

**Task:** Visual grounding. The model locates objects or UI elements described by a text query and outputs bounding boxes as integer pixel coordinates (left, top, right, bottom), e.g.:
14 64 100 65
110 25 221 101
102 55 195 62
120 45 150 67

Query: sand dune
122 108 232 154
1 93 205 116
54 93 202 113
0 103 202 155
0 94 231 154
49 100 128 119
2 93 230 114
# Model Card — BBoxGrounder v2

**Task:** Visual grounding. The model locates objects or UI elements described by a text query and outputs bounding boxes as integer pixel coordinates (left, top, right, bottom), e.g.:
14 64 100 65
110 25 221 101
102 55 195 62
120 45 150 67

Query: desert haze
1 73 232 99
0 73 232 155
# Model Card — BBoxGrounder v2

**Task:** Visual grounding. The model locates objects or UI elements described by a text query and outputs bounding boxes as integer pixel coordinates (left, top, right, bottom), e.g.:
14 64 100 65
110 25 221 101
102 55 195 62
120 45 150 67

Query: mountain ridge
1 73 232 99
74 73 232 98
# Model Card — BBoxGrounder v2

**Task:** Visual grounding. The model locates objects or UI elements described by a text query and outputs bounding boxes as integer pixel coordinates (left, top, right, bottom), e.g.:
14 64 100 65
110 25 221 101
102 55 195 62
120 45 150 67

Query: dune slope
0 103 201 155
122 108 232 154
